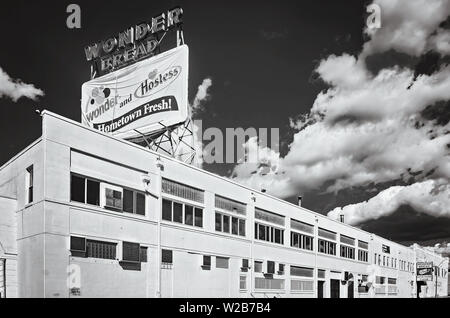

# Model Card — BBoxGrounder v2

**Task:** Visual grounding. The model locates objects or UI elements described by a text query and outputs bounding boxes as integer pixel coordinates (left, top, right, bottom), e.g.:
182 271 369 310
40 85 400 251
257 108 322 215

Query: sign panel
382 244 390 254
81 45 189 139
416 262 433 281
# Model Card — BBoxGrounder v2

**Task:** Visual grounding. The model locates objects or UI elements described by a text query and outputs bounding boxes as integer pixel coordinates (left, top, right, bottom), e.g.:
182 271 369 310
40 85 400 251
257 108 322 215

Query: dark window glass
215 213 222 231
254 261 263 273
194 208 203 227
27 166 34 203
71 175 85 203
238 219 246 236
86 240 116 260
232 217 239 235
136 192 146 215
70 236 86 252
185 205 194 226
223 215 230 233
267 261 275 273
140 247 148 263
258 224 266 241
203 255 211 266
242 259 249 268
86 179 100 206
123 189 134 213
173 202 183 223
162 199 172 221
122 242 140 262
274 228 282 244
162 249 173 264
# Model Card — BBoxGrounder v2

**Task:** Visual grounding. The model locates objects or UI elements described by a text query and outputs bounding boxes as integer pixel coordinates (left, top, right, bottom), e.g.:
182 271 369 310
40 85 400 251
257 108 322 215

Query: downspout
155 157 164 298
2 258 6 298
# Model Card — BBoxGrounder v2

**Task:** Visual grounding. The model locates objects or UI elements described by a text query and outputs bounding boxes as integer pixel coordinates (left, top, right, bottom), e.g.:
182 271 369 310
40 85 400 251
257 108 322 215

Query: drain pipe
2 258 6 298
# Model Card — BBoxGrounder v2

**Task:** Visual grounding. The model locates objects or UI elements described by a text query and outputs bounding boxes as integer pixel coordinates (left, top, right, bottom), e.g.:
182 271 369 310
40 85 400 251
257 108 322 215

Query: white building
0 111 448 298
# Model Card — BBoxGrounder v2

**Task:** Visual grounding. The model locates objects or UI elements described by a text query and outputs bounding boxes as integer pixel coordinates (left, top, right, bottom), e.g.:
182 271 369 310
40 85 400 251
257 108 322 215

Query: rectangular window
358 250 368 262
223 215 230 233
216 257 229 269
340 245 355 259
290 219 314 234
255 277 284 290
254 261 263 273
278 264 285 274
242 259 249 269
255 208 285 226
318 228 336 241
71 175 86 203
122 189 145 215
215 212 222 231
86 240 117 260
123 189 134 213
162 249 173 264
375 276 385 284
255 222 284 245
388 278 397 285
340 235 355 246
215 195 246 215
194 208 203 228
240 275 247 290
185 205 194 226
173 202 183 223
318 239 336 255
162 199 172 221
26 166 34 204
266 261 275 274
104 188 122 211
358 240 369 249
232 217 239 235
238 219 246 237
162 178 204 203
136 192 146 215
139 246 148 263
122 241 140 263
290 266 314 278
291 280 314 292
203 255 211 267
318 269 326 279
162 199 202 228
70 236 86 257
290 232 314 251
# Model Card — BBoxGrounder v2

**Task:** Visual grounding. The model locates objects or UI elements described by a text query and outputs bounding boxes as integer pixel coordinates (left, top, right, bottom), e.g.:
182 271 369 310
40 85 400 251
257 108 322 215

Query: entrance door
318 281 324 298
347 280 354 298
330 279 340 298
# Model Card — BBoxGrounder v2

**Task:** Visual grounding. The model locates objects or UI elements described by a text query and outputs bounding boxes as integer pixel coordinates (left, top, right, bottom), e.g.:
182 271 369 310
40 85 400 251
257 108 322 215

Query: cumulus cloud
363 0 450 57
327 179 450 225
0 67 44 102
232 0 450 205
191 78 212 115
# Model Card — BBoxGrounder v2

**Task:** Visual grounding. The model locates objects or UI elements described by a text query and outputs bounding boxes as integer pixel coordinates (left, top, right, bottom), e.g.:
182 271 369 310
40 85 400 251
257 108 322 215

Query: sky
0 0 449 247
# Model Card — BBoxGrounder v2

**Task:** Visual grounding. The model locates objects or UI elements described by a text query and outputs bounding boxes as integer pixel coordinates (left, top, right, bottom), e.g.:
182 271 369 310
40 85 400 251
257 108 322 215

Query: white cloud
191 78 212 115
363 0 450 57
232 0 450 198
327 179 450 225
0 67 44 102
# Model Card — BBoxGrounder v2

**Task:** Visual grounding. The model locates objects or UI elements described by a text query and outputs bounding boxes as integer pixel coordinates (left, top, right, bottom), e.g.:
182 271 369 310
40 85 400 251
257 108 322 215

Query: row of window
71 174 146 215
162 199 203 228
254 223 284 245
215 212 246 237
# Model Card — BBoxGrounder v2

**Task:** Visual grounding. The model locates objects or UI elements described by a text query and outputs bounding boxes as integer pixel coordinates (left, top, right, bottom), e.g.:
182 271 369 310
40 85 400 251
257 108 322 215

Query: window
318 239 336 255
122 242 140 263
290 232 314 251
388 278 397 285
215 212 246 236
216 257 229 269
123 189 146 215
202 255 211 269
162 178 204 203
266 261 275 274
84 240 117 260
104 188 122 211
242 259 249 270
26 166 34 204
340 245 355 259
318 228 336 241
140 246 148 263
71 175 86 203
255 278 284 290
340 235 355 246
255 208 285 226
87 179 100 206
358 250 368 262
278 264 285 274
318 269 326 279
162 249 173 264
255 222 284 245
162 199 203 228
290 219 314 234
290 266 314 278
358 240 369 249
215 195 246 215
375 276 385 284
254 261 263 273
70 236 86 257
240 275 247 290
291 280 314 292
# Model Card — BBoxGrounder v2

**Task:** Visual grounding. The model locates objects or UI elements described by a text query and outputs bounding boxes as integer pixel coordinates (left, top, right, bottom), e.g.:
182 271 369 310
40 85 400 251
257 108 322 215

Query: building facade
0 111 448 298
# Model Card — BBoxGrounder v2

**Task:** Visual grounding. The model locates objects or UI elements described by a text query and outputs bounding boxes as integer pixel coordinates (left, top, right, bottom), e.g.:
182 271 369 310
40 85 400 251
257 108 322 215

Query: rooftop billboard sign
81 44 189 139
416 262 433 281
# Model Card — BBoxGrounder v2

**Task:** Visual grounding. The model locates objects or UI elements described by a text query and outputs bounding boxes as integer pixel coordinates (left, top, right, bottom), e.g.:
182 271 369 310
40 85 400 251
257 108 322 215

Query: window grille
255 208 285 226
215 195 246 215
318 228 336 240
162 178 204 203
255 278 284 290
86 240 117 260
291 280 314 292
340 235 355 246
290 219 314 234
